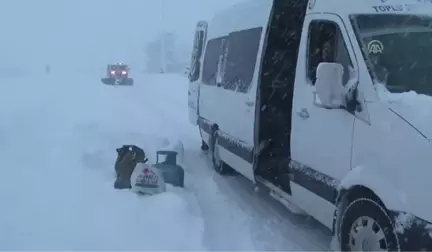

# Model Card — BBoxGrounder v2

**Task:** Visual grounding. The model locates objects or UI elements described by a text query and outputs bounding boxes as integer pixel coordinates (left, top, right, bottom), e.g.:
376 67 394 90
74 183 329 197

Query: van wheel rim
213 137 222 169
349 216 388 251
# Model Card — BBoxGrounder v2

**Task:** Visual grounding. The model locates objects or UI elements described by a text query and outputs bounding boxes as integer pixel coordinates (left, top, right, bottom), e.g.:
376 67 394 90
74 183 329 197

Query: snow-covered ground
0 73 331 250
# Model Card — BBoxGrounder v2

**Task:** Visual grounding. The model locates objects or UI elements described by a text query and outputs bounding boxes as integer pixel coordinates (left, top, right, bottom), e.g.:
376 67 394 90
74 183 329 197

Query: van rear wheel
340 198 400 251
210 130 230 175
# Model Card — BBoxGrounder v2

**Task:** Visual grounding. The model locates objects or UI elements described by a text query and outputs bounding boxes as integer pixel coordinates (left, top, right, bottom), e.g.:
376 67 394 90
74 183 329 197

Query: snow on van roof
206 0 272 40
206 0 432 40
206 0 432 41
308 0 432 15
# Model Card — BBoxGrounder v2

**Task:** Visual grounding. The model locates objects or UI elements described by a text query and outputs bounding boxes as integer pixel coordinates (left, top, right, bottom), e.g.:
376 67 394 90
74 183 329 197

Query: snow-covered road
0 73 331 250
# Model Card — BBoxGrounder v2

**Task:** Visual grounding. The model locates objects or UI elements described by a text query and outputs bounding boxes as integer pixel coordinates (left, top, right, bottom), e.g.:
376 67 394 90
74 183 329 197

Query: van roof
206 0 272 40
205 0 432 42
308 0 432 16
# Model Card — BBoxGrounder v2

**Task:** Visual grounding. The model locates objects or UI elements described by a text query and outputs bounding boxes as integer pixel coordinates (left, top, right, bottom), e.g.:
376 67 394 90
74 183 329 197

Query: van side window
202 37 225 86
188 30 205 82
307 20 353 85
224 27 263 93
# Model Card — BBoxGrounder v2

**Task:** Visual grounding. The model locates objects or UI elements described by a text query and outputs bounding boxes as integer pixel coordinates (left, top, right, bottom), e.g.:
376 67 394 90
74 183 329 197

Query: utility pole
160 0 166 73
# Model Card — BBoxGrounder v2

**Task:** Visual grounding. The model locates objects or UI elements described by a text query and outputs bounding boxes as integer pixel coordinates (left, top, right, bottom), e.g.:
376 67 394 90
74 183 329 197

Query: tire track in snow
183 147 331 251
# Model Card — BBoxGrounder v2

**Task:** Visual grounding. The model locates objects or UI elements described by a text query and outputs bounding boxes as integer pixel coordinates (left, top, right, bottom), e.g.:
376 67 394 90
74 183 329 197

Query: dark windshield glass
110 64 128 70
351 14 432 95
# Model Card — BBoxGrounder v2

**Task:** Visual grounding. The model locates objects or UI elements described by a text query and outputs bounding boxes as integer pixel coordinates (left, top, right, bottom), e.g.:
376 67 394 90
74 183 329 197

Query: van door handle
296 108 310 119
245 101 254 107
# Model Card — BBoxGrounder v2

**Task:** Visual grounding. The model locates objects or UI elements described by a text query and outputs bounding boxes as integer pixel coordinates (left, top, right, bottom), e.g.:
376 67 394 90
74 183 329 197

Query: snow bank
0 71 316 251
0 73 208 251
74 184 207 251
0 169 206 250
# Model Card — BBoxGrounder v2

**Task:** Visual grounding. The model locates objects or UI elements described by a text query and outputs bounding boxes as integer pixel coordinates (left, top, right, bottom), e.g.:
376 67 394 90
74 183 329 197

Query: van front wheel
210 130 230 175
340 198 400 251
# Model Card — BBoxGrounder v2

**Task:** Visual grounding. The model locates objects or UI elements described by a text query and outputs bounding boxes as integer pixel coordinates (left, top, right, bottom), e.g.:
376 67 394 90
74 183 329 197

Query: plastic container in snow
153 150 185 188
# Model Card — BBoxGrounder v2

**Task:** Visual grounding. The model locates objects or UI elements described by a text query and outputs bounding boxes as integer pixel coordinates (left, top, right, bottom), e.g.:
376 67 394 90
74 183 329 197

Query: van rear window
202 27 263 93
225 27 262 92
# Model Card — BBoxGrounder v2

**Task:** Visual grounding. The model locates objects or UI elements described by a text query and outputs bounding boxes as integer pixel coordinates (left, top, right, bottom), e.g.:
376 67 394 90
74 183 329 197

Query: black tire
210 130 231 175
340 198 400 251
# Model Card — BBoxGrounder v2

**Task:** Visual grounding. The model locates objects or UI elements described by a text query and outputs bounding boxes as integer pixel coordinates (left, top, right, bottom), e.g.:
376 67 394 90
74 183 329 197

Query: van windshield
350 14 432 95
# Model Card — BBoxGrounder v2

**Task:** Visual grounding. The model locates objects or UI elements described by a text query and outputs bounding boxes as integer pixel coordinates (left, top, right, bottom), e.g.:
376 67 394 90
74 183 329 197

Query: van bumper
389 210 432 250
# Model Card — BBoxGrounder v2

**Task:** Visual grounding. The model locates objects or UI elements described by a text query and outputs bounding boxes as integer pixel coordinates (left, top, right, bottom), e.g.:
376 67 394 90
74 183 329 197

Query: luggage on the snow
130 162 166 195
114 145 147 189
153 150 185 188
113 144 185 194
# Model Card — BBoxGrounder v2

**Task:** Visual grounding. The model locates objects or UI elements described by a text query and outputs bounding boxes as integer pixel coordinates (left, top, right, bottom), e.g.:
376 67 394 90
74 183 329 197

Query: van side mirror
314 62 345 109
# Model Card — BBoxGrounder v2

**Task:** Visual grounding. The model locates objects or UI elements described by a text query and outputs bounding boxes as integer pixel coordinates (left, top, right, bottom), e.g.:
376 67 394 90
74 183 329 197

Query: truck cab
102 63 133 86
189 0 432 250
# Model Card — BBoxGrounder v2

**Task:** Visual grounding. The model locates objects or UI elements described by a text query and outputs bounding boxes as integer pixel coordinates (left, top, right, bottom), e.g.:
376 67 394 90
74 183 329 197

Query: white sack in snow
131 162 166 195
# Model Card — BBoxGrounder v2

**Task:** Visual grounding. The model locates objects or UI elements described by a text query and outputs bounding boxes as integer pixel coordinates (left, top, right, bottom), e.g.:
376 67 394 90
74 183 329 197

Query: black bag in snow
114 145 148 189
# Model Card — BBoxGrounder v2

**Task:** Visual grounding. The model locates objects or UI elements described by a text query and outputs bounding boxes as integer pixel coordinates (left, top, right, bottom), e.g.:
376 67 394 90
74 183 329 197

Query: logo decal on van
367 40 384 54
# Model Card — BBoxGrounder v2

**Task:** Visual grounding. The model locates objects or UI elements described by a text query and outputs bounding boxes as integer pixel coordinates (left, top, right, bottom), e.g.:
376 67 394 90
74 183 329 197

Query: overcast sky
0 0 242 72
